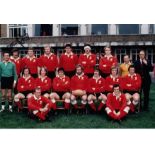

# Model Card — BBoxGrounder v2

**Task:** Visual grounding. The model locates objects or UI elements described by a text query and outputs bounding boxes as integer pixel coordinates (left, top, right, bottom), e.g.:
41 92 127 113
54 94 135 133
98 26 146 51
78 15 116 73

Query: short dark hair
113 84 120 89
3 52 10 56
128 65 135 71
58 67 65 73
12 48 19 53
65 44 72 48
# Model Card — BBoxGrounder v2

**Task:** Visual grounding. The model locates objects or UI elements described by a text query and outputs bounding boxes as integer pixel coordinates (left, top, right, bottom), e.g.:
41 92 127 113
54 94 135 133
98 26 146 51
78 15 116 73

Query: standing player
70 64 88 109
0 52 17 112
87 68 107 112
121 65 141 112
105 84 130 121
50 68 71 110
10 48 22 94
10 48 22 77
21 47 39 78
38 45 58 79
99 46 118 78
14 67 35 110
59 44 78 77
78 45 96 77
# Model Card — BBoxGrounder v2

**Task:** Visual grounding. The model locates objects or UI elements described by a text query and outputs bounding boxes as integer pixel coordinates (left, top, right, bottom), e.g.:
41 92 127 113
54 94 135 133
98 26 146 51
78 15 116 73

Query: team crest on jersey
89 56 92 60
119 98 121 101
98 80 101 84
40 101 42 105
71 55 73 59
51 57 53 60
63 78 65 82
28 80 30 83
45 80 47 83
135 76 137 80
33 59 36 62
110 57 113 61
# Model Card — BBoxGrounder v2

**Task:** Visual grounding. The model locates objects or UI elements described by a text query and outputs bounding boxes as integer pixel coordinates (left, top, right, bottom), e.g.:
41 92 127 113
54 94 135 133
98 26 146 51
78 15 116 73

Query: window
91 24 108 35
9 24 28 38
118 24 139 34
114 48 127 64
19 49 42 58
40 24 52 36
61 24 78 35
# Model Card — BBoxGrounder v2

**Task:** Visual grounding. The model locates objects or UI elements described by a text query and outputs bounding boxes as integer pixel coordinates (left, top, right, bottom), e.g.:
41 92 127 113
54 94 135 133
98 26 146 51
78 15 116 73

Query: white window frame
7 24 29 38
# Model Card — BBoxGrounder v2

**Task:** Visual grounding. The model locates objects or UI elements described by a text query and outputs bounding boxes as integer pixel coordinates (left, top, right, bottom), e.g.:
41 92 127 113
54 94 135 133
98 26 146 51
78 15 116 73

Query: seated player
70 64 88 109
105 66 122 93
27 87 54 121
121 65 141 112
49 68 71 110
105 84 130 121
35 67 52 98
14 67 35 110
87 68 107 112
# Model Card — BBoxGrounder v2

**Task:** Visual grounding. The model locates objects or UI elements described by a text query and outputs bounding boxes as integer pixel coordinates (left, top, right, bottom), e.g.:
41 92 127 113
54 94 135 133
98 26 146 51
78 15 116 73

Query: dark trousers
141 80 151 110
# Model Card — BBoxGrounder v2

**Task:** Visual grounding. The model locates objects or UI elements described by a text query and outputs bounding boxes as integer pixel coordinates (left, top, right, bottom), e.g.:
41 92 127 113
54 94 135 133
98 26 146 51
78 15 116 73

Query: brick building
0 24 155 64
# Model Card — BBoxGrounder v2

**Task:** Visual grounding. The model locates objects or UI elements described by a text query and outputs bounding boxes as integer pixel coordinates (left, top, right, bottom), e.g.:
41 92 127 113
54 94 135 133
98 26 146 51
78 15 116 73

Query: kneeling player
121 65 141 112
70 64 88 109
14 67 35 110
28 87 54 121
105 84 130 121
50 68 71 110
87 68 107 111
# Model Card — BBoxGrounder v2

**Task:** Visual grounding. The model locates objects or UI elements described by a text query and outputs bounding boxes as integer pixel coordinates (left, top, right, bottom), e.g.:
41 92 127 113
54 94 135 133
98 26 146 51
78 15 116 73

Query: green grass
0 84 155 128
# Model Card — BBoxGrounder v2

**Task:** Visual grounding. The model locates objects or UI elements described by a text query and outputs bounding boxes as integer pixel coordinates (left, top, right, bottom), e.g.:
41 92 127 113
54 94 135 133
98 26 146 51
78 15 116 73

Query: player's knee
71 95 75 101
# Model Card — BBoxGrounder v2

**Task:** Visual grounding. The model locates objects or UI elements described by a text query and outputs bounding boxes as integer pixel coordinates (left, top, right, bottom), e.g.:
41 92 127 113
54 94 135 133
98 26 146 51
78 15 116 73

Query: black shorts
123 91 138 95
1 76 14 89
57 92 65 99
88 93 101 98
21 91 33 97
65 70 75 78
47 71 55 79
41 91 50 95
